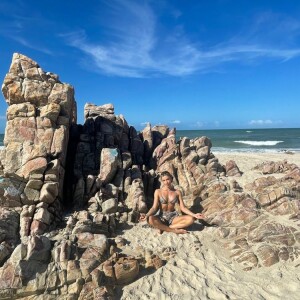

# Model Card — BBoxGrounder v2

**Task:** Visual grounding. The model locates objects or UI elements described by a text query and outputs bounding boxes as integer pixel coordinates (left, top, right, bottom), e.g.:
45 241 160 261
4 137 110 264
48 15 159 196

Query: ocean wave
212 147 300 153
234 140 284 146
246 130 252 133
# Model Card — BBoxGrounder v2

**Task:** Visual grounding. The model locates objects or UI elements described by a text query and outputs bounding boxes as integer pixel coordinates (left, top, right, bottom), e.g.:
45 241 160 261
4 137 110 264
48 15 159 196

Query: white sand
119 152 300 299
217 152 300 188
216 152 300 172
120 225 300 300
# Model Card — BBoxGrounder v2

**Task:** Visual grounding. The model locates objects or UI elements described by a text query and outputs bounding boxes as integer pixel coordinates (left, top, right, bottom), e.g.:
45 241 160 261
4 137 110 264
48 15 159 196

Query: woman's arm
178 190 205 219
139 189 160 221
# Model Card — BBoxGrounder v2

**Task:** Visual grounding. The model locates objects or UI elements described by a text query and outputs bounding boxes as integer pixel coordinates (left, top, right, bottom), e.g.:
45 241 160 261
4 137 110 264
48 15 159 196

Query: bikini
159 195 179 205
156 194 179 225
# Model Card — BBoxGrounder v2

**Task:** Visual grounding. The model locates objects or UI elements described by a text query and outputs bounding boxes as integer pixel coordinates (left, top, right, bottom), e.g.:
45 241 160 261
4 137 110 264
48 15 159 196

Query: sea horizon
176 128 300 153
1 127 300 153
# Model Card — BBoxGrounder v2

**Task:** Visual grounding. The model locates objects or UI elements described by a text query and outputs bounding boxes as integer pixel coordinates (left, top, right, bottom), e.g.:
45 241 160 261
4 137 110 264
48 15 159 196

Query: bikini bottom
155 210 179 226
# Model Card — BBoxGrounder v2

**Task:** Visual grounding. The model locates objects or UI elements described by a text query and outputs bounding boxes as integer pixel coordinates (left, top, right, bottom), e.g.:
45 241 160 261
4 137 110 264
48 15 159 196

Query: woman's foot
173 228 187 234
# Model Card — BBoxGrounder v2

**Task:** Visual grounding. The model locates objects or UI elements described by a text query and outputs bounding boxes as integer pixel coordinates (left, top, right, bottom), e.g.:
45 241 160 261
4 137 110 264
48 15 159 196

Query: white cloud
171 120 181 124
11 36 53 55
249 119 273 125
61 1 300 78
194 121 204 128
140 122 150 127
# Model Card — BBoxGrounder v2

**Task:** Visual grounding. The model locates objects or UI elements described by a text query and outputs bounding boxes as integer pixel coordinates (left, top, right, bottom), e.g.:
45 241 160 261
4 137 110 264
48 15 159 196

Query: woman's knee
186 215 195 225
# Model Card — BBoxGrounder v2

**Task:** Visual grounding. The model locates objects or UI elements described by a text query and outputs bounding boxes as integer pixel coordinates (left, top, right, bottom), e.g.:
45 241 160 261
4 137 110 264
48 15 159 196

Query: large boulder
1 53 76 234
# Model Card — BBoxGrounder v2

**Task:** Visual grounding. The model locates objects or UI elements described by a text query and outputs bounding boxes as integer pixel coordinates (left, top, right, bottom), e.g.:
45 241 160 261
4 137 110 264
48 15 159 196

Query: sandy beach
216 152 300 189
117 152 300 300
216 152 300 173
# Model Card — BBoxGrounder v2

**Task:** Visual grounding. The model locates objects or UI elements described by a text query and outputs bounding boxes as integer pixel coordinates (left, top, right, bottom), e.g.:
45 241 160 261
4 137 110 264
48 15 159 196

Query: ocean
1 128 300 153
177 128 300 153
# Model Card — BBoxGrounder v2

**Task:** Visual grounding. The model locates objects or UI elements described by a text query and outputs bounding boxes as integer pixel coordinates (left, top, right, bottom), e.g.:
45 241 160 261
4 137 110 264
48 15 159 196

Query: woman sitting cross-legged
139 171 205 234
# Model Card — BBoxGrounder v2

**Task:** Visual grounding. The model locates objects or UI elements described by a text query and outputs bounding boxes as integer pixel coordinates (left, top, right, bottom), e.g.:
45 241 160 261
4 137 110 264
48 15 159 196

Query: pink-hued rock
18 157 48 179
225 160 243 177
76 233 107 253
84 103 114 120
40 182 59 204
1 53 76 238
7 103 36 120
98 148 121 184
1 52 300 298
30 219 48 235
153 129 177 170
33 208 53 225
101 254 139 285
40 102 61 122
126 178 147 213
254 160 298 175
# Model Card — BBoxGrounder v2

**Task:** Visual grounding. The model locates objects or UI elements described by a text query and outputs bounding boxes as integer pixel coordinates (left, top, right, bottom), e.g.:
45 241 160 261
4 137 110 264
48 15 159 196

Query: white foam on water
246 130 253 133
212 147 300 153
234 140 284 146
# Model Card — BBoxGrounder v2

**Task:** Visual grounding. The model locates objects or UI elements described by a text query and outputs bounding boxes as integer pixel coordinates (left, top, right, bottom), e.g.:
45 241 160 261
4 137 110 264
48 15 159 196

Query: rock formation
1 53 76 236
0 53 299 298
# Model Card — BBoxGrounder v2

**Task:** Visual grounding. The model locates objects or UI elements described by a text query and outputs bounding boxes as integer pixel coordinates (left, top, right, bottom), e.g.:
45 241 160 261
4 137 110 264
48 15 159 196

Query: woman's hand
139 213 147 222
193 213 205 219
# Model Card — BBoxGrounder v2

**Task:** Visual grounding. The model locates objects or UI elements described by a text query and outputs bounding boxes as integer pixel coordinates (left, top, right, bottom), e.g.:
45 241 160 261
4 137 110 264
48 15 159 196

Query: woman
139 171 205 234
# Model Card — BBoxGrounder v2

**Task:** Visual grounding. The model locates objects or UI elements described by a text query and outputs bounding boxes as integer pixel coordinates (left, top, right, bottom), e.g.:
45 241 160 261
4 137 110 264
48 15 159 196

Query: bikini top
159 195 179 205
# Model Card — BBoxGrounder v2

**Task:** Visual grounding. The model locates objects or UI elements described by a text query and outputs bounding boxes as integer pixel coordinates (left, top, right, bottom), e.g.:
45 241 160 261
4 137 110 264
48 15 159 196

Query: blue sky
1 0 300 132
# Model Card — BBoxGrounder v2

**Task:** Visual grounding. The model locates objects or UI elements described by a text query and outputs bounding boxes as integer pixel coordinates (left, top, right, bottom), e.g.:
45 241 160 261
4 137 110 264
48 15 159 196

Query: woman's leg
148 216 187 234
169 215 194 229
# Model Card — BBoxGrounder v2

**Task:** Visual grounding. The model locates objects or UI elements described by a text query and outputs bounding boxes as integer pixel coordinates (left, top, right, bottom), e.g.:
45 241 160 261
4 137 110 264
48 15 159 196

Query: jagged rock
121 151 132 170
0 208 20 244
0 235 51 293
33 207 53 225
254 160 298 175
1 53 76 235
1 52 300 298
129 127 144 165
125 171 147 213
229 179 242 192
99 148 121 184
0 177 24 207
153 128 177 170
225 160 243 176
84 103 114 120
98 253 139 285
151 125 169 150
40 103 61 122
142 169 156 208
73 177 86 208
194 136 212 164
40 182 59 204
0 242 12 265
7 103 36 120
79 282 112 300
76 232 108 252
101 198 118 214
140 123 153 165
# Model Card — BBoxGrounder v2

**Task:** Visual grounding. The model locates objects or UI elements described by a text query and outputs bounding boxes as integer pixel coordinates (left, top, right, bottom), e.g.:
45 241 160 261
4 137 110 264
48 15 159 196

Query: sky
1 0 300 132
